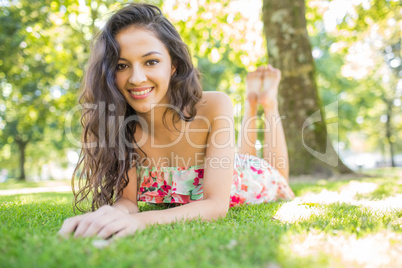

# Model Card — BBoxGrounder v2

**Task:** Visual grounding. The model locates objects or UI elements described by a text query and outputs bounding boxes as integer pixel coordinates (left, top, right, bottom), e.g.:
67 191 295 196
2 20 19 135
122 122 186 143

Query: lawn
1 169 401 268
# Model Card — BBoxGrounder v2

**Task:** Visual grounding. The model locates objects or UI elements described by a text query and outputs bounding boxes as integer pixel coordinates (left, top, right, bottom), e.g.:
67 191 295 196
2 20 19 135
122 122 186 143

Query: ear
171 65 176 76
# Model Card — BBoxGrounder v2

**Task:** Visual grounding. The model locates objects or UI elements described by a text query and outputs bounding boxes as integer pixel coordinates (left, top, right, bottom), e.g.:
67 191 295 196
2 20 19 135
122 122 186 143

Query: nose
128 66 147 85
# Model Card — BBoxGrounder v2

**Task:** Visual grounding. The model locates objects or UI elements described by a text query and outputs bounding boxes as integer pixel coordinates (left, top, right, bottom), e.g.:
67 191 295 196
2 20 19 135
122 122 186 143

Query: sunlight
288 230 402 267
275 180 387 223
274 180 401 224
339 180 378 196
274 199 324 223
322 0 371 32
0 185 71 196
341 41 376 79
163 0 265 69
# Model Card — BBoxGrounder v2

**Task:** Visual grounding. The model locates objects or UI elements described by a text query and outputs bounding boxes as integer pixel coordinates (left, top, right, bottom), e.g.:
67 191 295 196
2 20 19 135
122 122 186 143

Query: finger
113 220 145 239
112 228 129 239
58 214 87 237
97 220 127 240
73 212 100 238
81 212 119 237
74 206 117 237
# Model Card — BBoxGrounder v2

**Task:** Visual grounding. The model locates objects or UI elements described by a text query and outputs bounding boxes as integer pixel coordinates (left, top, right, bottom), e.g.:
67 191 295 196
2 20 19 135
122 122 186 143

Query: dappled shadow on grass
289 203 402 235
291 174 402 203
2 174 402 268
355 180 402 200
290 167 402 199
275 176 402 235
272 175 402 267
272 200 402 267
281 228 402 267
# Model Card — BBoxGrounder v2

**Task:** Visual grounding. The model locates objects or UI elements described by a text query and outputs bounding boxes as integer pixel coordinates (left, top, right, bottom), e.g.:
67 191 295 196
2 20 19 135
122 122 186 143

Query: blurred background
0 0 401 182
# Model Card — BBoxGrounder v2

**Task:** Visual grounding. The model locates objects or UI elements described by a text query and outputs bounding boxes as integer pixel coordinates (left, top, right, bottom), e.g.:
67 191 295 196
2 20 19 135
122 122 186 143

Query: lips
128 87 154 100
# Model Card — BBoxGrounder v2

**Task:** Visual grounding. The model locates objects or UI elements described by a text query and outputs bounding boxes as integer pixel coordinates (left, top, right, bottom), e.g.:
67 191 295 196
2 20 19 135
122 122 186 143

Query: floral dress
137 153 294 207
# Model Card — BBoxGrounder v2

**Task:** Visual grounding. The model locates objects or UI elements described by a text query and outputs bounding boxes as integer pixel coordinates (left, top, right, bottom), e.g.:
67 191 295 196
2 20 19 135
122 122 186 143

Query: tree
262 0 352 175
0 0 92 180
0 0 60 180
332 0 402 166
0 0 165 180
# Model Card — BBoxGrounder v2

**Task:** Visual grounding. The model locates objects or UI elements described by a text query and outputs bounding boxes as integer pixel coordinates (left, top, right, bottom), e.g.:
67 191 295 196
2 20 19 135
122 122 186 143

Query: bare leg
260 65 289 181
237 67 264 156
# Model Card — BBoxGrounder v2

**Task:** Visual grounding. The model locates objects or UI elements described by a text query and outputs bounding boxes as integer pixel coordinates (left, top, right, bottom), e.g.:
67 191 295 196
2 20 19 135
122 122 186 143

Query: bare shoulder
197 91 233 118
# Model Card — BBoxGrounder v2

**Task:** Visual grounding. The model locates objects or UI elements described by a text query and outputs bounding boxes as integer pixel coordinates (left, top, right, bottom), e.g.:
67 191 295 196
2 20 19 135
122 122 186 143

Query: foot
246 66 264 108
259 65 281 108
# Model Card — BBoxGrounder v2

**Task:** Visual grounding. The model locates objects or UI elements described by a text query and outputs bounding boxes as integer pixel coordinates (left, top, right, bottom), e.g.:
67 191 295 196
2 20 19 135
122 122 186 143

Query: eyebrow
119 51 162 61
142 51 161 57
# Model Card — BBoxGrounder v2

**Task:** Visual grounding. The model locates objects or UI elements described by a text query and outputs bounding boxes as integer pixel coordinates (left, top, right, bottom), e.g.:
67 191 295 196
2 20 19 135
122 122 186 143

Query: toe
256 66 266 74
267 65 276 72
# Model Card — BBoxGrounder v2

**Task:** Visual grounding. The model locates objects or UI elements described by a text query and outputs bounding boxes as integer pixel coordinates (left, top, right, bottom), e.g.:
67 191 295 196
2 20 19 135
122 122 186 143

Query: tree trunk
262 0 352 176
16 138 28 181
385 100 395 167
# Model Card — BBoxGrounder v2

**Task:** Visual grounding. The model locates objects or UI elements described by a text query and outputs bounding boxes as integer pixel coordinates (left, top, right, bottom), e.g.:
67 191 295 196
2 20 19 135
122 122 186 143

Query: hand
58 205 145 239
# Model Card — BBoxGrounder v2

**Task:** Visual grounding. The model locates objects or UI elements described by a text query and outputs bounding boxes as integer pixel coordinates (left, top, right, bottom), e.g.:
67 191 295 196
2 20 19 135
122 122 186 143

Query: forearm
263 106 289 181
135 199 228 226
113 197 140 214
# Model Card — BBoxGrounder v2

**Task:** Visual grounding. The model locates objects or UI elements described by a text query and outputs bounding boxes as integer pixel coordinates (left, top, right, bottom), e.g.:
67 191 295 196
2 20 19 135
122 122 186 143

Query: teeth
130 88 152 96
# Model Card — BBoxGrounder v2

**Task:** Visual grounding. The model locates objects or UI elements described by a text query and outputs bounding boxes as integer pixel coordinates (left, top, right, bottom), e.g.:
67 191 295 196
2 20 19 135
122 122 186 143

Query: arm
59 166 141 238
136 92 235 225
113 166 140 214
59 92 235 238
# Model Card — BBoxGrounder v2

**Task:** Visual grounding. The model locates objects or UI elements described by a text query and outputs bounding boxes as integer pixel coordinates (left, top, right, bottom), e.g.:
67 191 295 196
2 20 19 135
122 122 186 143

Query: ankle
262 101 279 112
244 102 258 115
246 92 258 107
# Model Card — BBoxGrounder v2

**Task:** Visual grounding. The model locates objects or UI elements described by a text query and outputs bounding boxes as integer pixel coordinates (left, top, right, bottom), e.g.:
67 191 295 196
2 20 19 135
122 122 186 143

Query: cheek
115 74 125 90
149 69 171 87
160 66 174 84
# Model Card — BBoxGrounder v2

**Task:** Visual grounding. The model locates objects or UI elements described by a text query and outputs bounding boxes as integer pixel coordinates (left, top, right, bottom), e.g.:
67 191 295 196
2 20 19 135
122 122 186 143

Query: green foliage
0 0 150 178
1 0 401 180
0 0 266 179
0 0 84 178
307 0 402 155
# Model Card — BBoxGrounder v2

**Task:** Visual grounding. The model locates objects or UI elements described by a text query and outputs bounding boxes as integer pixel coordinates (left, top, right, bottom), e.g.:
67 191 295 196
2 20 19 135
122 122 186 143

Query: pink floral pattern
136 153 294 207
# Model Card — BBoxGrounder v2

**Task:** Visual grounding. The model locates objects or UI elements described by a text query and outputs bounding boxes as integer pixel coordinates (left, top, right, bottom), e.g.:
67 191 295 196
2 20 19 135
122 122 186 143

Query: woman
59 3 293 239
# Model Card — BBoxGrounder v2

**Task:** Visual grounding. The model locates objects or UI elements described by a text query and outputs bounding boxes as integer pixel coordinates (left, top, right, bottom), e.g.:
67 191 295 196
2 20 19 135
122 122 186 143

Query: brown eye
146 60 159 66
116 64 128 70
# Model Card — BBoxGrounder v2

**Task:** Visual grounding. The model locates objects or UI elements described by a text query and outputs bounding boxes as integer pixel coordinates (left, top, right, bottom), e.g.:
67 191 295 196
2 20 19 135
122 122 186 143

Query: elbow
217 206 229 219
218 201 229 218
205 199 229 220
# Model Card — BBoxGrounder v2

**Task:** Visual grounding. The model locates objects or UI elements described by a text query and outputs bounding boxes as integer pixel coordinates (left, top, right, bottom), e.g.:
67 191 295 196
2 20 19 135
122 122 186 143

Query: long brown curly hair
73 3 203 212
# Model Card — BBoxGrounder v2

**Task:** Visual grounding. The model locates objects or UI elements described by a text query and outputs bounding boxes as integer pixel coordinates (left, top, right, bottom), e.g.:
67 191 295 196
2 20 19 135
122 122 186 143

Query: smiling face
115 26 175 115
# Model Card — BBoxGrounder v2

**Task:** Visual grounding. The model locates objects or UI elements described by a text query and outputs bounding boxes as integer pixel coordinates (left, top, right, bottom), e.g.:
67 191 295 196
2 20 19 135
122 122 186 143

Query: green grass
1 169 401 268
